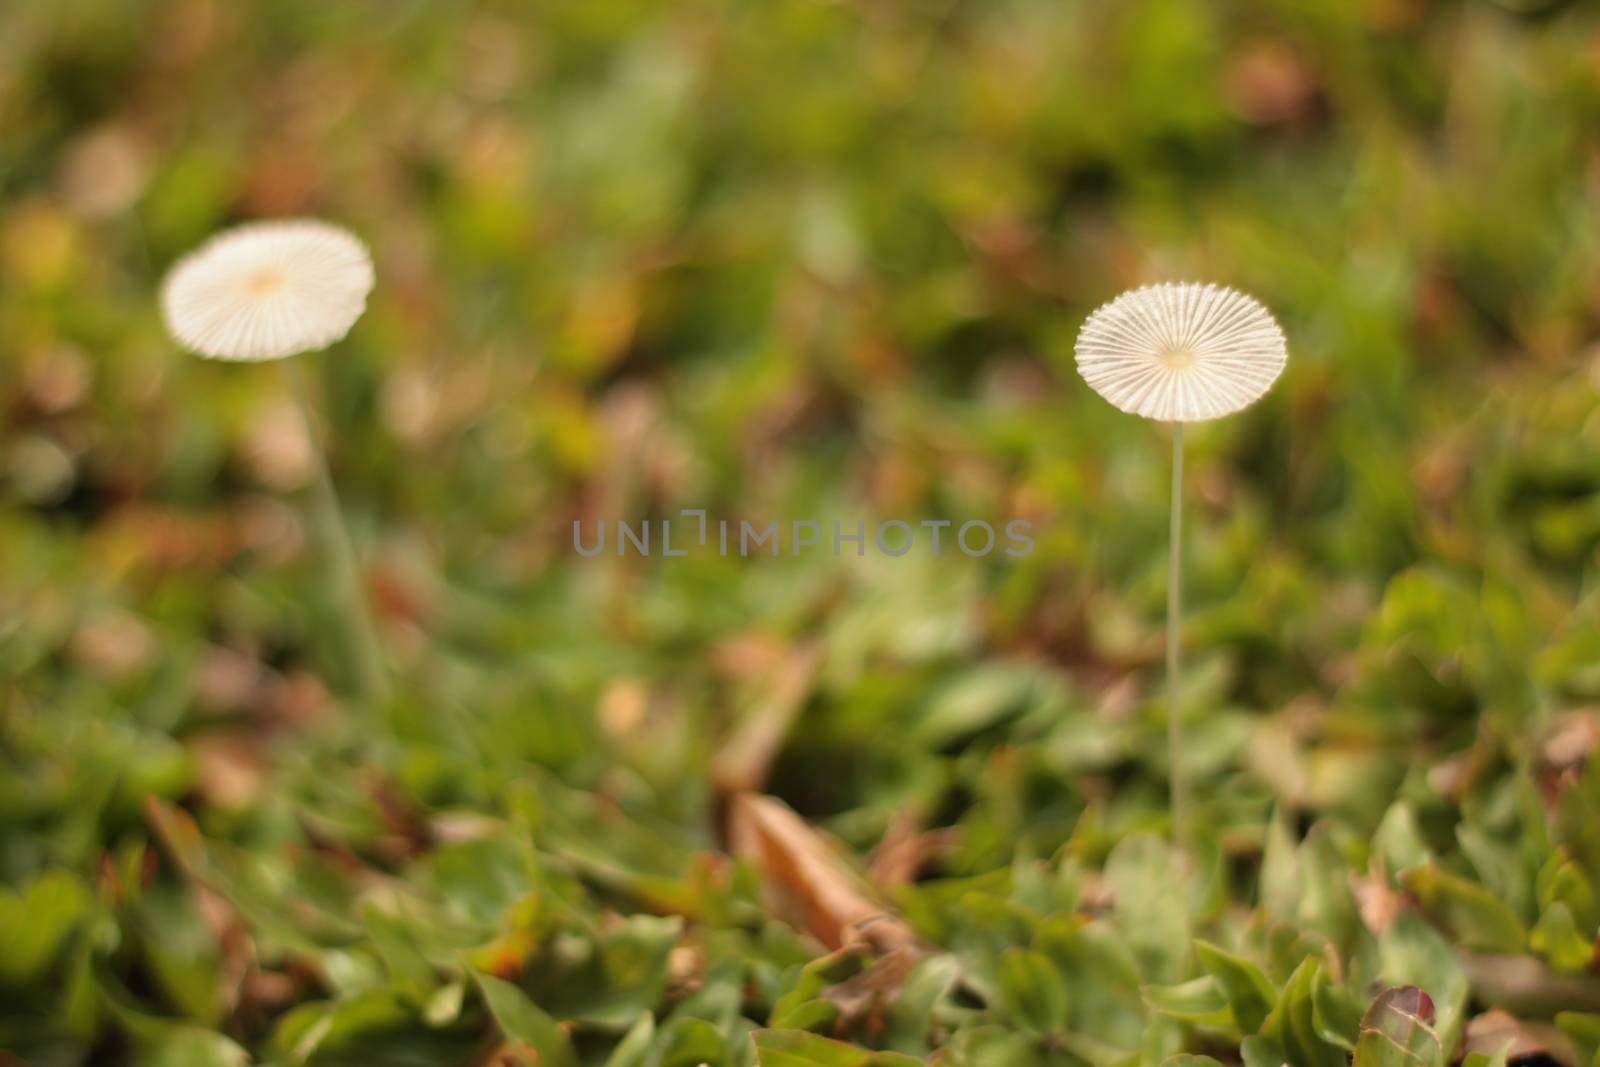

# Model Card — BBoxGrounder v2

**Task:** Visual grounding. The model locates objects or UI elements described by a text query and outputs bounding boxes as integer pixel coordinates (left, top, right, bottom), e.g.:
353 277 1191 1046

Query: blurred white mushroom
160 219 388 703
161 219 374 362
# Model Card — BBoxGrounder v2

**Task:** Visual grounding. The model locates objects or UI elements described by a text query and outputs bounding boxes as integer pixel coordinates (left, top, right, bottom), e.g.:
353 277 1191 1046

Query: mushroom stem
1168 421 1185 848
288 360 390 704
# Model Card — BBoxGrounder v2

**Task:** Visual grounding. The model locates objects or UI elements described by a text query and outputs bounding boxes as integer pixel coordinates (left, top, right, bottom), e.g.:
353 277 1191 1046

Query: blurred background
4 0 1600 1064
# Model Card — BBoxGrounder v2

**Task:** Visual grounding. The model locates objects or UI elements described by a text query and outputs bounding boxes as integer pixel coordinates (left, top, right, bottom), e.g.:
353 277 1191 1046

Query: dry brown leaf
598 678 649 737
69 609 158 679
1543 711 1600 771
192 646 266 715
1461 953 1600 1017
92 504 243 575
710 631 788 680
867 809 957 891
367 773 432 861
144 798 205 882
821 946 922 1040
1224 41 1319 126
1351 861 1405 937
191 733 270 812
260 669 331 728
1463 1009 1578 1066
727 793 918 953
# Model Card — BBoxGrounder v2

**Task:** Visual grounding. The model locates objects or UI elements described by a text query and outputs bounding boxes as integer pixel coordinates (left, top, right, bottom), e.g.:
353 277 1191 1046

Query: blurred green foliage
4 0 1600 1064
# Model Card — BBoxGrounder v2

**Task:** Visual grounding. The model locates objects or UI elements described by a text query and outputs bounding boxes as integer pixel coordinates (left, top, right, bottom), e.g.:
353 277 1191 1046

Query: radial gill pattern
161 219 374 362
1074 282 1287 423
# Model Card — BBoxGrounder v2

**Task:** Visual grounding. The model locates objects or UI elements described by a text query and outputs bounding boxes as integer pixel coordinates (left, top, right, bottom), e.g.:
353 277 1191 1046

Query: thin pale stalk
287 361 389 703
1168 421 1185 848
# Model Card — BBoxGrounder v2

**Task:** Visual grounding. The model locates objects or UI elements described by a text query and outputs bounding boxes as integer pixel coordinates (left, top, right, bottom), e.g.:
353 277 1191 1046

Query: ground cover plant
4 0 1600 1065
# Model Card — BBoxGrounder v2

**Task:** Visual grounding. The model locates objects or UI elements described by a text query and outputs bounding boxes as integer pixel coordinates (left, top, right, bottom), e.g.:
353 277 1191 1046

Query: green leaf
604 1012 656 1067
996 947 1068 1033
1195 941 1277 1034
1239 1036 1285 1067
1539 859 1600 932
132 1027 249 1067
770 947 866 1029
1557 1011 1600 1066
941 1025 1036 1067
422 981 465 1027
1033 916 1146 1054
1259 807 1301 919
263 989 480 1067
1106 833 1187 982
1352 987 1443 1067
475 973 579 1067
1375 802 1433 874
1379 912 1470 1051
1532 902 1597 973
769 998 837 1034
1142 976 1232 1027
1298 825 1359 950
1311 970 1365 1052
0 869 90 985
750 1029 922 1067
884 953 958 1055
913 666 1044 747
133 885 225 1027
652 1016 732 1067
1401 863 1527 954
362 903 439 1002
1259 958 1346 1067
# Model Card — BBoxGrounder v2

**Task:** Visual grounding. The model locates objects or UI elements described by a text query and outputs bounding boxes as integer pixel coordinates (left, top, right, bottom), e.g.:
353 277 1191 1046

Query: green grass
3 1 1600 1065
